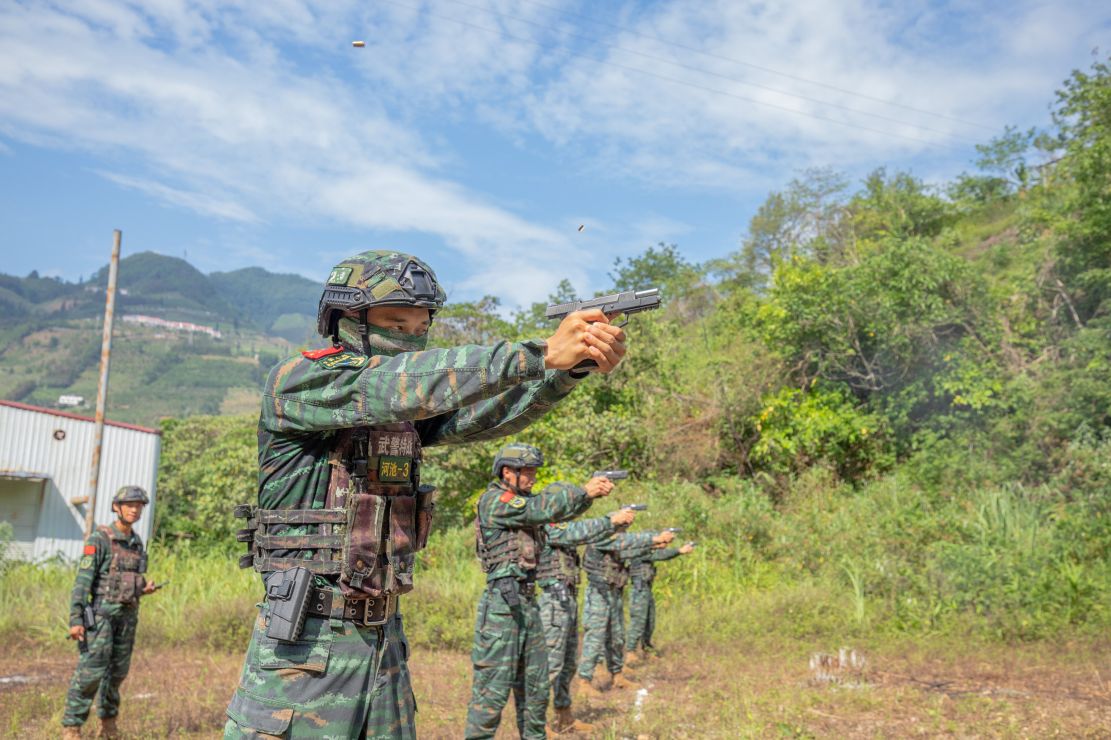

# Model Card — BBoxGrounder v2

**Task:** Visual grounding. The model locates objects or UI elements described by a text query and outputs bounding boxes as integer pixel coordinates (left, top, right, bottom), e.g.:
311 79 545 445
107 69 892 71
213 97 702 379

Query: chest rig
94 525 146 606
235 422 436 600
474 490 544 578
536 542 581 588
582 546 629 589
628 558 656 584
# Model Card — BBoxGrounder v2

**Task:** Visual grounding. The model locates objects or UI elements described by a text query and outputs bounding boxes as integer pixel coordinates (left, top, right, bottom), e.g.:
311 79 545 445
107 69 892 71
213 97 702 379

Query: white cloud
0 0 1107 305
0 0 584 303
505 0 1108 186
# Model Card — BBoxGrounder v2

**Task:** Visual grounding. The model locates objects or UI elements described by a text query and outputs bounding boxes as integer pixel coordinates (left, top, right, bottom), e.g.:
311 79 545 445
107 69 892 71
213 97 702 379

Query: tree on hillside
1042 55 1111 325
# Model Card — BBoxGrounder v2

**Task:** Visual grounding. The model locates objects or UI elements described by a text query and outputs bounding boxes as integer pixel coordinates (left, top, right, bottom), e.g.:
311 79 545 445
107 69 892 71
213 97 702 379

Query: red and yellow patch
302 346 345 360
499 490 516 503
83 544 96 555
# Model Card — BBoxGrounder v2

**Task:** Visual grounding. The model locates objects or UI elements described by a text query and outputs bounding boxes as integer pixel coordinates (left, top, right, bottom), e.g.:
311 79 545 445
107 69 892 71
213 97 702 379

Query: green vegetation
4 59 1110 655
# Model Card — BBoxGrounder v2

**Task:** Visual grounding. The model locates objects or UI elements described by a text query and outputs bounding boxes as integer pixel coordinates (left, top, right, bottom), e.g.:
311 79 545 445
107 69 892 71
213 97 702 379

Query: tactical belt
281 587 397 627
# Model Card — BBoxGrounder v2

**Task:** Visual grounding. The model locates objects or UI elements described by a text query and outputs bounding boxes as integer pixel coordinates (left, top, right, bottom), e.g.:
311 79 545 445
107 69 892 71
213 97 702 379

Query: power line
514 0 998 132
434 0 981 145
377 0 968 149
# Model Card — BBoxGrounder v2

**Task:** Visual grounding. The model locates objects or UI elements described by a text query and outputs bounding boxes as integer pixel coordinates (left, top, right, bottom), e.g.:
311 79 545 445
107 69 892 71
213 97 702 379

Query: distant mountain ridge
0 251 319 341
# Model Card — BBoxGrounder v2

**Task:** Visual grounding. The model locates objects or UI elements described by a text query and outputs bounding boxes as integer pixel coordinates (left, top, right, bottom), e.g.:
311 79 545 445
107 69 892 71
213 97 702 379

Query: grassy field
2 538 1109 737
1 635 1108 737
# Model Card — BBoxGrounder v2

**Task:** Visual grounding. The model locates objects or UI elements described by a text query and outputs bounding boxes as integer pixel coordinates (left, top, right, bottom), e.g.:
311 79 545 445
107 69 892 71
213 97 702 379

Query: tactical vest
536 543 580 587
628 559 656 585
235 423 436 599
474 490 543 577
582 546 628 589
94 525 146 605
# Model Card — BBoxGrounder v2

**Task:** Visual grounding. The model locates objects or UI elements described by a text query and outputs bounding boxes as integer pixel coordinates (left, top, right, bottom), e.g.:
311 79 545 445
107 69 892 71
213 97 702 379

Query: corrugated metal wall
0 402 160 561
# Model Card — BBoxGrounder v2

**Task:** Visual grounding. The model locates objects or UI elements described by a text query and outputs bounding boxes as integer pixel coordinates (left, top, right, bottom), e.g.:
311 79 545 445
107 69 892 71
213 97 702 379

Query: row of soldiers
468 444 693 737
61 249 660 738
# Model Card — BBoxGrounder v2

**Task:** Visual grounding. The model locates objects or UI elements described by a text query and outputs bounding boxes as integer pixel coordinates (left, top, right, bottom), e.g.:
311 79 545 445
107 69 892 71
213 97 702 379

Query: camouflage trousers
464 583 550 739
62 605 139 726
538 585 578 709
576 581 625 680
625 579 656 652
223 603 416 739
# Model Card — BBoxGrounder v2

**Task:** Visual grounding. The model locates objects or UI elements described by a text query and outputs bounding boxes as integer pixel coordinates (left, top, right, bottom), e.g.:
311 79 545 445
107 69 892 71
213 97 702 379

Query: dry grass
2 636 1108 738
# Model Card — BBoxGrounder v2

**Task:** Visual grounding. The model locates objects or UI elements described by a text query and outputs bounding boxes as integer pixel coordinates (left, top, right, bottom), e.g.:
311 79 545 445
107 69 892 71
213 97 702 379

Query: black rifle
546 288 661 371
593 470 628 480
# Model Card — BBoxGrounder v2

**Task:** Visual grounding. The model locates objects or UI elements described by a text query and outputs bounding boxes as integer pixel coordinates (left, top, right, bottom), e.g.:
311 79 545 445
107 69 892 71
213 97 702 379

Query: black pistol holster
265 567 313 642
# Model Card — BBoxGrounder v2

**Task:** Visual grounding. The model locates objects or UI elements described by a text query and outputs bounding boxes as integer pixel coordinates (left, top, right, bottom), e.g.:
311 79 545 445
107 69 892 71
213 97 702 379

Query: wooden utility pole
83 230 122 538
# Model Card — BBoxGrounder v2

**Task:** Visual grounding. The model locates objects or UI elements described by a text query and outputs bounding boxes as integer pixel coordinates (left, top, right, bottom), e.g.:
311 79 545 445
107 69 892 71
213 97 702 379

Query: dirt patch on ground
2 639 1108 737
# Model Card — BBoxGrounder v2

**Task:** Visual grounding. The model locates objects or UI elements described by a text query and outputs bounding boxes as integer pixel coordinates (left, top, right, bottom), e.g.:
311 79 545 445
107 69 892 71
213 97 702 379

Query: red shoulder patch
499 491 516 503
302 346 344 360
83 544 96 555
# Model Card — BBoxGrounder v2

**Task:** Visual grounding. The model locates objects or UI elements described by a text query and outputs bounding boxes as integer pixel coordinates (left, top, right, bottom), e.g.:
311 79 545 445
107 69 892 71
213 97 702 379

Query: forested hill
0 251 319 340
0 253 319 424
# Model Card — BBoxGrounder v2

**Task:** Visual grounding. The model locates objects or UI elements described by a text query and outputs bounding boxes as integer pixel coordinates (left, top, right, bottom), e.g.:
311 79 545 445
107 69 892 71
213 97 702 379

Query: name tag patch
378 456 412 483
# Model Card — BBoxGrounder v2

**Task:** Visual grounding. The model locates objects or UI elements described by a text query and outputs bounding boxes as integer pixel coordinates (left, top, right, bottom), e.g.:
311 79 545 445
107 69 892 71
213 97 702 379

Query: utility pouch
388 495 417 592
495 577 521 608
340 493 387 596
83 604 97 632
138 553 148 574
414 485 436 551
265 567 313 643
109 572 143 604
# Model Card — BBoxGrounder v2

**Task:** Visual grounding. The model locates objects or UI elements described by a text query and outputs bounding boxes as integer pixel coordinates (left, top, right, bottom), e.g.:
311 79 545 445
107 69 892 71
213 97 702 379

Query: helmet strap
358 309 373 356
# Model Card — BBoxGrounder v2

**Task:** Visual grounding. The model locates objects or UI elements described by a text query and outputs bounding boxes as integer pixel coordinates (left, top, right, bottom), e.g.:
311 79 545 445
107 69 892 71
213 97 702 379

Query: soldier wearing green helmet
224 250 629 739
465 445 618 739
62 486 159 740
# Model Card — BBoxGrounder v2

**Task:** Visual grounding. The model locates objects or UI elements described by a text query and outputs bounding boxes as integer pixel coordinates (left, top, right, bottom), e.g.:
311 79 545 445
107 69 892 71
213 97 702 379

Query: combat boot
611 671 641 690
97 716 119 739
62 727 82 740
573 675 604 699
556 707 596 734
624 649 641 667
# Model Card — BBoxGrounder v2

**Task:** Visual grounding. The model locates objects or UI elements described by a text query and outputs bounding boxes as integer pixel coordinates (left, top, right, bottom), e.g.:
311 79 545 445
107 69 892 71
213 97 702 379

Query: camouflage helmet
492 443 544 478
112 485 149 505
317 250 447 338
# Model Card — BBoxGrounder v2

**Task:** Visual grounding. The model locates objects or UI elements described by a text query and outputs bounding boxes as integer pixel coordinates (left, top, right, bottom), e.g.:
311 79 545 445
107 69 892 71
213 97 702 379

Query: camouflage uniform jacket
69 523 143 626
626 547 680 584
476 480 594 582
536 515 616 589
258 340 581 568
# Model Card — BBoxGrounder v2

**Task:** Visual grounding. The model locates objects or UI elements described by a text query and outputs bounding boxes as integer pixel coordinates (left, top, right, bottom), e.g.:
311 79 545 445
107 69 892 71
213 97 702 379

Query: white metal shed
0 400 160 561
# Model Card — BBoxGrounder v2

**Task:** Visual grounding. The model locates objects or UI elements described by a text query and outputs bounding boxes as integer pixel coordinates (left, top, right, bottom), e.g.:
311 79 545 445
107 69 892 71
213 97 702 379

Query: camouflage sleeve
649 547 681 562
479 482 593 528
261 341 554 433
69 532 107 626
416 370 581 446
545 514 615 547
596 530 657 559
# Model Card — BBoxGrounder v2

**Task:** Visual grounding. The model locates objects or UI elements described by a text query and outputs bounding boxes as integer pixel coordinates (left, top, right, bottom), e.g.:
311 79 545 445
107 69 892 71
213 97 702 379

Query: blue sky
1 0 1108 310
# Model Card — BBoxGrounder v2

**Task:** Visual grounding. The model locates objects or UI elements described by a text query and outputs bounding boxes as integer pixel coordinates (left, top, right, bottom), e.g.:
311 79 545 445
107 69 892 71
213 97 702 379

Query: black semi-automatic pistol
546 288 661 371
593 470 628 480
622 503 648 512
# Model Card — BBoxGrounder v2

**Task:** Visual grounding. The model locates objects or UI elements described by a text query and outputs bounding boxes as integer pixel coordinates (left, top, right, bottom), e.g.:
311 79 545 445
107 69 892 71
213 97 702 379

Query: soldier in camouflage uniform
224 251 627 739
538 504 637 734
623 542 694 666
465 445 615 739
574 529 675 694
62 486 159 740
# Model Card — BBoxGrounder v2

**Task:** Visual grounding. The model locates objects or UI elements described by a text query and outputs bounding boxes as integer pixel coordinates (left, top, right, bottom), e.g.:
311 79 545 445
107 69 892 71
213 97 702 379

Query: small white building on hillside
0 400 160 561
